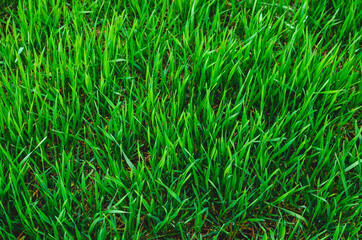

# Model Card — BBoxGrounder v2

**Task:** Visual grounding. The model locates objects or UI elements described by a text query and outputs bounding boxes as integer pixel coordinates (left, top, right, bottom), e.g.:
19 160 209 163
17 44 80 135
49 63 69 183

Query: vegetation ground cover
0 0 362 239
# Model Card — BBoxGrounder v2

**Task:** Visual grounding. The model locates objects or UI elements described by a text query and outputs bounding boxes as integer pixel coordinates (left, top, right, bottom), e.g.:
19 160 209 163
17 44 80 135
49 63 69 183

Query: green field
0 0 362 239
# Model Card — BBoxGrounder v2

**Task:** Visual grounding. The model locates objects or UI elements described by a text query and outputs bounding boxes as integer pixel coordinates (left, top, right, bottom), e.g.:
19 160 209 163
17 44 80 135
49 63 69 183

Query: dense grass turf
0 0 362 239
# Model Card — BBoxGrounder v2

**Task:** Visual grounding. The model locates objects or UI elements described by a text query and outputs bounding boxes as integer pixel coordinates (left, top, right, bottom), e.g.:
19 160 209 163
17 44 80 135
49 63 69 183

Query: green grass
0 0 361 239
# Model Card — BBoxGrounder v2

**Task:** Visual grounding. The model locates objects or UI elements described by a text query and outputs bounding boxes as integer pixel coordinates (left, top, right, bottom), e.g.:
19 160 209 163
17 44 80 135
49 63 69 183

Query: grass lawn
0 0 362 239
